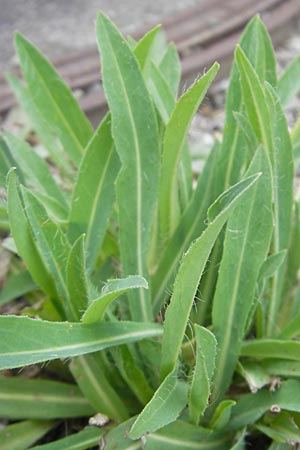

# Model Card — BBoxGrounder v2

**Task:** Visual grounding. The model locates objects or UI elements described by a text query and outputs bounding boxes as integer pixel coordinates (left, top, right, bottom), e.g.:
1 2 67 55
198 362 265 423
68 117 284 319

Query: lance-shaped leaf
241 339 300 361
159 62 219 239
261 359 300 379
152 140 221 314
96 12 160 322
68 116 119 269
0 315 163 370
70 353 129 421
214 15 276 195
209 400 236 431
6 74 74 177
66 235 89 321
264 84 294 337
160 173 261 380
159 43 181 99
0 420 55 450
14 33 93 167
235 45 274 161
21 187 72 319
134 25 161 71
0 269 37 306
7 170 57 299
0 375 94 419
0 135 21 187
278 56 300 108
103 417 231 450
32 426 105 450
229 380 300 430
4 131 66 209
82 275 148 323
211 148 273 404
129 367 188 439
189 325 217 425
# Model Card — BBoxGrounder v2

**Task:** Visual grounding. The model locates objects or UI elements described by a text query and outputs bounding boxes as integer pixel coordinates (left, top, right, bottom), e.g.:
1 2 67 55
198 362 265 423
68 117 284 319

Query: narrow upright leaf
160 173 260 380
7 170 56 299
68 115 119 269
278 56 300 108
129 367 188 439
66 235 89 321
235 45 274 160
15 33 93 166
159 43 181 98
189 325 217 424
4 131 66 208
159 62 219 239
264 84 294 336
96 13 160 321
211 148 273 404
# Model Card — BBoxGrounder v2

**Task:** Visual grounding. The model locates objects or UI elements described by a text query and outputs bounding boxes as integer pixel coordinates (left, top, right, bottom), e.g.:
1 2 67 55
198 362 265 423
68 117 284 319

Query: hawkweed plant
0 12 300 450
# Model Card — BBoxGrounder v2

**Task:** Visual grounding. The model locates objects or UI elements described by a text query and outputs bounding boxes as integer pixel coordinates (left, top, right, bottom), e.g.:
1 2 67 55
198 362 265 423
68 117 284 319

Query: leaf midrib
101 23 147 320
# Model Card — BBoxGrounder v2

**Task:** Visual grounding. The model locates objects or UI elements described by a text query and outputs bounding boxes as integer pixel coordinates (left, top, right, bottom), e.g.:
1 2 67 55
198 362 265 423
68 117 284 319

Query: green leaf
0 375 94 419
21 187 71 318
148 61 174 123
7 170 57 299
68 115 119 269
134 25 161 71
0 420 55 450
110 345 154 405
160 173 261 380
261 359 300 379
241 339 300 361
209 400 236 431
66 235 89 321
82 275 148 323
211 147 273 403
0 315 163 369
3 131 66 209
189 325 217 424
0 269 37 306
258 251 287 282
147 420 232 450
6 74 74 177
235 45 274 159
278 57 300 108
70 353 129 421
256 411 300 444
229 380 300 430
129 367 188 439
102 417 231 450
14 33 93 167
159 43 181 98
237 361 271 393
152 139 221 314
31 426 104 450
214 15 276 194
264 84 294 337
0 135 20 187
159 62 219 239
96 12 160 322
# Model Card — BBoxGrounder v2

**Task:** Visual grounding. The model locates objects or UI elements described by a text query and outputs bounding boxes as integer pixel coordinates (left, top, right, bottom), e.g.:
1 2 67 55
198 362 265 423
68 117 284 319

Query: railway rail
0 0 299 120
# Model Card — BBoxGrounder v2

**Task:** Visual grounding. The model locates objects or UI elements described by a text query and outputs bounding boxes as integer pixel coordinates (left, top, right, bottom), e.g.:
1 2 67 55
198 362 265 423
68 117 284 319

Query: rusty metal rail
0 0 299 120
